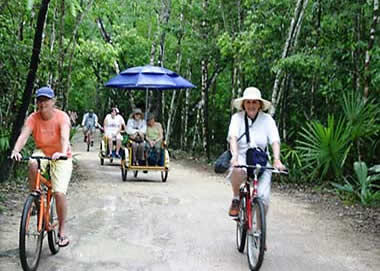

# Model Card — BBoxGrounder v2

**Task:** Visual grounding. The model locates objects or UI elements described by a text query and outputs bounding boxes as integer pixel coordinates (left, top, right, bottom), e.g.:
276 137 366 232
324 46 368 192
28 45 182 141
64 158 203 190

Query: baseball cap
36 87 55 99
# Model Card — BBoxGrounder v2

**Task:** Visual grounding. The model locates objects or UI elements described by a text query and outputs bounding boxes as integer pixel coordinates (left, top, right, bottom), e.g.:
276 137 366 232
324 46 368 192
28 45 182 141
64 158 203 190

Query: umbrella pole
145 88 148 120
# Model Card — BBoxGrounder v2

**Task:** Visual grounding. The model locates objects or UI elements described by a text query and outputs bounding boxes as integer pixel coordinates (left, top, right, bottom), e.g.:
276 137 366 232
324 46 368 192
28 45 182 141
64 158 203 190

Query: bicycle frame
33 159 55 233
242 168 260 231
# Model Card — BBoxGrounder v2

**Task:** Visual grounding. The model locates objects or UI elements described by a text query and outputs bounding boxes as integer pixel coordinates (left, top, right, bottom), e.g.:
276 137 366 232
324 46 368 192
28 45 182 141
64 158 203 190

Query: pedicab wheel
161 171 168 182
134 171 138 178
100 158 104 165
121 167 127 182
110 158 113 163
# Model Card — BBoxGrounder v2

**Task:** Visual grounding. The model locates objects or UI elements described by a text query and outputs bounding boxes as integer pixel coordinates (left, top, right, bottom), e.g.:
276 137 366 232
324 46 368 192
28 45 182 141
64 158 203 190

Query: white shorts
32 150 73 195
105 131 122 140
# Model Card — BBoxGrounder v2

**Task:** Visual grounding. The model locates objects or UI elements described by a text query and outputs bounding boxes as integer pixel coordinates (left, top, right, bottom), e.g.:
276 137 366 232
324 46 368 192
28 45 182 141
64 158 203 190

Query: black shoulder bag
214 132 246 174
245 113 268 178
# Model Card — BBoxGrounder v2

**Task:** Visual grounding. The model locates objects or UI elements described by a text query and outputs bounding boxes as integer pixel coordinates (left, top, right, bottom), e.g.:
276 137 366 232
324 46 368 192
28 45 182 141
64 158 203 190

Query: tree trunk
165 10 183 146
364 0 379 98
1 0 51 182
96 17 135 108
270 0 308 116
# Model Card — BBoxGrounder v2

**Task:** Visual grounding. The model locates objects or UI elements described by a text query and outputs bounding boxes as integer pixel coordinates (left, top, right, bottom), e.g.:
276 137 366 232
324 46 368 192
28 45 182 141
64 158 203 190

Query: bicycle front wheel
247 197 266 271
19 195 44 271
236 195 247 252
48 196 60 254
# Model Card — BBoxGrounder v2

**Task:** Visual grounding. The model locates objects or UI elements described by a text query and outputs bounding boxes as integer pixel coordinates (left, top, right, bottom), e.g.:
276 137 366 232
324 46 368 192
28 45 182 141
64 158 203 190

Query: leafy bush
296 115 352 183
333 161 380 206
281 143 303 183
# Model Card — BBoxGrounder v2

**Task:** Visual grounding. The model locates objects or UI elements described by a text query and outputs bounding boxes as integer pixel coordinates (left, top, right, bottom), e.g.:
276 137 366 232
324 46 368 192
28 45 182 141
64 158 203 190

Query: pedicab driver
11 86 73 247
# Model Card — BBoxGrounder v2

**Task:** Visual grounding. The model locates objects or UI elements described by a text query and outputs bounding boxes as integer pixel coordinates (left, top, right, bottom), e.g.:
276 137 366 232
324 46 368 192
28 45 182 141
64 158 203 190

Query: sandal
57 234 70 247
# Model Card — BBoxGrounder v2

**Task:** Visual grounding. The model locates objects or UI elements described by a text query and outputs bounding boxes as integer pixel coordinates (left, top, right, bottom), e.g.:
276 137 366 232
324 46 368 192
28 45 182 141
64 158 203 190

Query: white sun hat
232 87 272 111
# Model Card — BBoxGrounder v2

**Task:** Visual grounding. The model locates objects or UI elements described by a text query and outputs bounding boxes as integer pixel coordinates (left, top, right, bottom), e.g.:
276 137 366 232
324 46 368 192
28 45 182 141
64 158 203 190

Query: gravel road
1 133 379 271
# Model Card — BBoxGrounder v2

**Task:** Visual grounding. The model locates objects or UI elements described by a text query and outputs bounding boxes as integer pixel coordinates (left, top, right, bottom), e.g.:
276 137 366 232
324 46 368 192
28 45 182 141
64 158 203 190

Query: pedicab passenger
126 108 146 165
145 112 164 166
103 107 125 158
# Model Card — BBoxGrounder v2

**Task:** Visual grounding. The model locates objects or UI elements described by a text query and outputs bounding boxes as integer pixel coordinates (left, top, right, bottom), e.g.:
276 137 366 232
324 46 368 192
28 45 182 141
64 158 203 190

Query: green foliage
341 91 380 140
296 115 352 182
0 129 10 153
333 161 380 206
281 143 303 182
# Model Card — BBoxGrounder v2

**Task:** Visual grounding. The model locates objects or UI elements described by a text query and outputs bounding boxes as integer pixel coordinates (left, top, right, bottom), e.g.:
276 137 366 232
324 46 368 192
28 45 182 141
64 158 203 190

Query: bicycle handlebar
234 164 288 175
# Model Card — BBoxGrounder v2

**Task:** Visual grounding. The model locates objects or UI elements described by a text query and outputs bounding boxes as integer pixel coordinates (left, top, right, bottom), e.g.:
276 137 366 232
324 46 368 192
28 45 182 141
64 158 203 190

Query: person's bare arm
230 136 238 166
271 141 286 170
11 125 33 160
52 119 70 160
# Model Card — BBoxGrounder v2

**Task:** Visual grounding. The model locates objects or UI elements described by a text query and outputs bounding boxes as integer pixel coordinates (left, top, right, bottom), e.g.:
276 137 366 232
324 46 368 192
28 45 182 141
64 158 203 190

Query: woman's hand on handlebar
51 152 66 160
273 159 286 171
10 150 22 161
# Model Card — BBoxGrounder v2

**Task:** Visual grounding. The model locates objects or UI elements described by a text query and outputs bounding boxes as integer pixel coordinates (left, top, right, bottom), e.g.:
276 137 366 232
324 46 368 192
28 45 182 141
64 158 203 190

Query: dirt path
1 132 379 270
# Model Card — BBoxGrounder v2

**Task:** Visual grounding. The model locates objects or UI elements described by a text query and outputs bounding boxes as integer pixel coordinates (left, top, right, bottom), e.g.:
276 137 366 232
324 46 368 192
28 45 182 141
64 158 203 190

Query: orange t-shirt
25 109 72 157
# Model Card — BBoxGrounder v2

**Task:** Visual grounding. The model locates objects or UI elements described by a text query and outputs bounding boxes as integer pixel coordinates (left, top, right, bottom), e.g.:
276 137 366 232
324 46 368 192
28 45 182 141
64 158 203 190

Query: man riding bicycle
81 109 99 146
11 86 72 247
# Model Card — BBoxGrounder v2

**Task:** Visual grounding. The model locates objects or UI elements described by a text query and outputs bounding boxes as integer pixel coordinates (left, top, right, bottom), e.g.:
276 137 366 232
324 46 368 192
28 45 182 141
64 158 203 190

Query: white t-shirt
104 114 125 136
227 111 280 165
126 118 146 135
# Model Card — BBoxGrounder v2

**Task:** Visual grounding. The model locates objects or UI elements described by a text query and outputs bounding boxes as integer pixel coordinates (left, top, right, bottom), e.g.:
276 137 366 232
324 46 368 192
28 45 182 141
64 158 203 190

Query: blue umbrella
105 65 195 116
105 65 195 89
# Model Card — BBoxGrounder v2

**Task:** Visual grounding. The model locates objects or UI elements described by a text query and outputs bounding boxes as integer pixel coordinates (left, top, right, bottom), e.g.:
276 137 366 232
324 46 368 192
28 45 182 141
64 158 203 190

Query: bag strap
244 112 258 144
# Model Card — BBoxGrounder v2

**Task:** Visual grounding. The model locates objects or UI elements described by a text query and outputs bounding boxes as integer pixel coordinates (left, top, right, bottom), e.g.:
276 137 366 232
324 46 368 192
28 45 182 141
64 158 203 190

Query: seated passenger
126 108 146 165
103 107 125 158
145 113 164 166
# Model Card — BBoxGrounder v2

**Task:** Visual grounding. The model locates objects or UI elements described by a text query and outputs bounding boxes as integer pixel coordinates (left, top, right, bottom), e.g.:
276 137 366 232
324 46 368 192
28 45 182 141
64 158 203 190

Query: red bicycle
234 164 288 271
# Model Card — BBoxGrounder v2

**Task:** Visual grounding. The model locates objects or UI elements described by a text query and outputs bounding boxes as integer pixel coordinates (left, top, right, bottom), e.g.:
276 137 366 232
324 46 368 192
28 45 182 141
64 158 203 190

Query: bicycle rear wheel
236 194 247 252
48 196 60 254
19 195 44 271
247 197 266 271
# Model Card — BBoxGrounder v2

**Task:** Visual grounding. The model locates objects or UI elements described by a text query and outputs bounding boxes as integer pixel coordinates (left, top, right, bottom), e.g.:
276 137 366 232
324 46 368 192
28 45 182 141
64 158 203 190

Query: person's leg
28 150 48 191
28 160 38 191
132 142 138 165
116 138 121 155
229 168 245 216
51 158 72 247
55 192 67 237
107 135 113 156
257 168 272 250
137 142 145 161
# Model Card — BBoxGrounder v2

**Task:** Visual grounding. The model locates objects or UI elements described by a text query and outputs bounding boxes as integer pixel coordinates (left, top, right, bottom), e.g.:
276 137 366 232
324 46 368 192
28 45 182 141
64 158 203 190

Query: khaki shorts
32 150 73 194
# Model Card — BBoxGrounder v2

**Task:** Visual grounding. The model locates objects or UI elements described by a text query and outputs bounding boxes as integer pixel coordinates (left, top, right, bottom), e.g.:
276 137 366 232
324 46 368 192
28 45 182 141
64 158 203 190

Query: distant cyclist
81 109 99 147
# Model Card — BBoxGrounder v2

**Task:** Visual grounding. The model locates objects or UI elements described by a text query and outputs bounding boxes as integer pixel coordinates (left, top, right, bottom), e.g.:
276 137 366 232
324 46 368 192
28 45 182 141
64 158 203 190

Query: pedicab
98 128 123 166
119 136 170 182
104 65 195 182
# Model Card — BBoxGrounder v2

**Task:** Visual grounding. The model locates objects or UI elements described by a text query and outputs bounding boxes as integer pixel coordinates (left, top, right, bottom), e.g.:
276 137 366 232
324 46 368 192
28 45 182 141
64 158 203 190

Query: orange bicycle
14 156 66 271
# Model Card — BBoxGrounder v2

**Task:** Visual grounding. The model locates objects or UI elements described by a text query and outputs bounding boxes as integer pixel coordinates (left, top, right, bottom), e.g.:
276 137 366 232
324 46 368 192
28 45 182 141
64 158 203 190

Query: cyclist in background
10 86 72 247
81 109 99 146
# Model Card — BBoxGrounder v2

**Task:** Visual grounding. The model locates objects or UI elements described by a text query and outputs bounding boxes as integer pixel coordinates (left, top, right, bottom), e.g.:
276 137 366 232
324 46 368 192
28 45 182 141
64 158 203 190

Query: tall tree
1 0 51 182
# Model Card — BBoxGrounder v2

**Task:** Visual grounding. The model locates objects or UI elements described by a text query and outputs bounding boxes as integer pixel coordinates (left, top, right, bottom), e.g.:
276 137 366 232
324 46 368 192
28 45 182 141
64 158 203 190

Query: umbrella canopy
104 65 195 89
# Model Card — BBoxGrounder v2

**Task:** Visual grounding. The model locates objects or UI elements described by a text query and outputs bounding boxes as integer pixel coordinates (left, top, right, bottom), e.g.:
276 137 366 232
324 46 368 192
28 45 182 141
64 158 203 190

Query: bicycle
234 164 288 271
13 156 67 271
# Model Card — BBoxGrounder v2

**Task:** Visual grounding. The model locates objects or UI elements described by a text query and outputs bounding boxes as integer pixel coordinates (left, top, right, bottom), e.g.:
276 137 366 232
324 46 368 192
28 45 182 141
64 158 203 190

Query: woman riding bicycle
227 87 285 225
10 86 72 247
